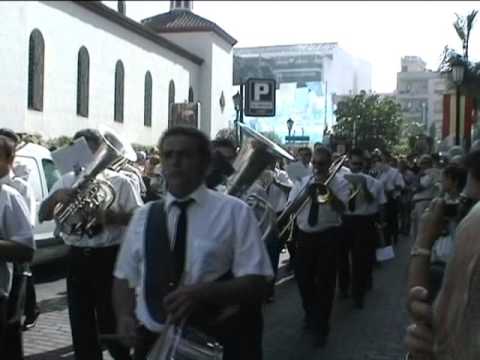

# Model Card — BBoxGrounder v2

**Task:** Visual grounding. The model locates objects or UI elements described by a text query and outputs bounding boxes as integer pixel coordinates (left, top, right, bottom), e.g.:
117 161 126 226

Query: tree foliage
439 10 480 95
333 91 403 153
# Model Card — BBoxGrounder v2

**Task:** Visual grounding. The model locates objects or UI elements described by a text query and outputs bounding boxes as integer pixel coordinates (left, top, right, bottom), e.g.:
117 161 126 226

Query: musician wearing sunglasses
287 146 349 347
39 128 143 360
338 149 386 309
113 127 273 360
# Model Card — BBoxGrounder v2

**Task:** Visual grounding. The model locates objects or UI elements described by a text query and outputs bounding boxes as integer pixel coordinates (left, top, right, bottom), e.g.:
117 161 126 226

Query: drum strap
144 200 175 324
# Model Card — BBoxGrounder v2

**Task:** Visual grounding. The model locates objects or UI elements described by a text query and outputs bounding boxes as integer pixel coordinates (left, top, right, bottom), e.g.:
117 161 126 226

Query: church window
168 80 175 127
77 46 90 117
114 60 125 123
144 71 152 127
188 86 194 102
28 29 45 111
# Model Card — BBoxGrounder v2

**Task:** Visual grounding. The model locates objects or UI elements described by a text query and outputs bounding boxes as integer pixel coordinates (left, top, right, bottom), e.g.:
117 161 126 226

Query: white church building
0 0 237 145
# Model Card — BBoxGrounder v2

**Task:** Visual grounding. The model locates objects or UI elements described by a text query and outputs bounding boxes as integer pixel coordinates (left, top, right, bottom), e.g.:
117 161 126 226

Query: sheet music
51 138 94 175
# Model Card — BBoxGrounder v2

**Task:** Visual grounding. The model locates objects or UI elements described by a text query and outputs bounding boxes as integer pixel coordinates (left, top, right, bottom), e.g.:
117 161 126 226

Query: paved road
24 237 410 360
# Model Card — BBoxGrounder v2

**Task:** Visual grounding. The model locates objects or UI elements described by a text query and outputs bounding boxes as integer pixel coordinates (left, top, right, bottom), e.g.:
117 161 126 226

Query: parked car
15 143 68 265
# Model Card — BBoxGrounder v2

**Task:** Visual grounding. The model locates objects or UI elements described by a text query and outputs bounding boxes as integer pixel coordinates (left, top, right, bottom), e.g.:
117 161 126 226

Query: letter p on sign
244 78 276 117
254 83 269 101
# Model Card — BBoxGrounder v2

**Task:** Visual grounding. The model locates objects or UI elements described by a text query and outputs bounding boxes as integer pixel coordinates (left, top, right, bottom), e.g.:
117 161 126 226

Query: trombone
278 154 348 238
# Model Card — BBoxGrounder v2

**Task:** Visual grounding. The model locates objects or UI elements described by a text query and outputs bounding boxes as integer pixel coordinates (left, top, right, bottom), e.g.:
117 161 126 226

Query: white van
15 143 68 265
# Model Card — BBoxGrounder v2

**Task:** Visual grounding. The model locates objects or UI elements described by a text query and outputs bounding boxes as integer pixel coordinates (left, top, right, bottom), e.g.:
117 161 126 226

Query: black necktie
348 196 356 212
173 199 194 281
308 193 319 226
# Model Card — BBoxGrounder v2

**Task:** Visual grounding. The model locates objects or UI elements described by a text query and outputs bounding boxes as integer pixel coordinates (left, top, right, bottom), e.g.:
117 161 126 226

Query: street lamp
452 62 465 146
286 118 294 141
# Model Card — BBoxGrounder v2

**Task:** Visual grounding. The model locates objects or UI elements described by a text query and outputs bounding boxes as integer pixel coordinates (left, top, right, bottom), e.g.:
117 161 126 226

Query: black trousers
134 305 264 360
336 223 350 295
67 245 131 360
24 271 39 319
295 227 338 336
384 198 399 245
1 291 28 360
338 215 376 302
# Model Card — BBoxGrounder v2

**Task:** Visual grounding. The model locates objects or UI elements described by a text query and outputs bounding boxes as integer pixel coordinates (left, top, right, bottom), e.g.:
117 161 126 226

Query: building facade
395 56 447 144
0 0 235 145
232 43 372 143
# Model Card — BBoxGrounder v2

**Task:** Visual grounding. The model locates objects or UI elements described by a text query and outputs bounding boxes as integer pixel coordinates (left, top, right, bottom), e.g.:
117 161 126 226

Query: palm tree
453 10 478 61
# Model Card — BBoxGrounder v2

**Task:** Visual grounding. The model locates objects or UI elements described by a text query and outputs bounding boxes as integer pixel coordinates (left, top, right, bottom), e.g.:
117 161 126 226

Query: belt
69 245 119 256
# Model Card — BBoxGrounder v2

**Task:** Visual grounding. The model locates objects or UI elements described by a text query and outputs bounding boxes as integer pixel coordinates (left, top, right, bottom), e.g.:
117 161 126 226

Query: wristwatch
410 247 431 257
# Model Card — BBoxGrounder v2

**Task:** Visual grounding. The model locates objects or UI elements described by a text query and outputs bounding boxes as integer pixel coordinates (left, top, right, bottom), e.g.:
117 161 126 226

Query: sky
103 1 480 93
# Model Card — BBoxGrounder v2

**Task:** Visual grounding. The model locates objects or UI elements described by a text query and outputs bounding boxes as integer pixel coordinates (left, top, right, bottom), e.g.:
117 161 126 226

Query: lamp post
232 91 241 144
452 62 465 146
286 118 294 144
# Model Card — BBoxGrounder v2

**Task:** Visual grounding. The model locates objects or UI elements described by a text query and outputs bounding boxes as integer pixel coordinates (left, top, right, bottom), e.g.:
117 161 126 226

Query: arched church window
114 60 125 123
144 71 152 127
77 46 90 117
188 86 194 103
28 29 45 111
168 80 175 127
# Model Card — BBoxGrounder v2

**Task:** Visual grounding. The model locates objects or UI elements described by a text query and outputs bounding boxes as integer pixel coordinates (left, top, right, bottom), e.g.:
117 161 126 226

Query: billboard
242 81 334 144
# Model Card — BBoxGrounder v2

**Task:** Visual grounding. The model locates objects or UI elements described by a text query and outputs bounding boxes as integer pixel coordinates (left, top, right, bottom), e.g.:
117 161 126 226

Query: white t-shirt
0 184 35 298
114 184 273 332
287 174 350 233
45 169 143 247
0 171 36 226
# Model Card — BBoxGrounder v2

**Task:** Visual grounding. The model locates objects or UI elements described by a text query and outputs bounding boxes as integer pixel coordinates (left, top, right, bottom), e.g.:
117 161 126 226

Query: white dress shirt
287 174 350 233
46 169 143 247
377 166 405 199
0 171 36 226
266 169 293 213
114 184 273 332
0 184 34 298
344 172 387 216
413 168 441 202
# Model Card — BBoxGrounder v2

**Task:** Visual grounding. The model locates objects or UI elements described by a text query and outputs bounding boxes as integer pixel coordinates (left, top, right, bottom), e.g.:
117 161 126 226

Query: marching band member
263 162 293 300
0 129 39 331
39 128 143 360
113 127 273 360
339 149 387 309
286 146 312 183
372 151 405 246
0 135 35 359
287 146 349 347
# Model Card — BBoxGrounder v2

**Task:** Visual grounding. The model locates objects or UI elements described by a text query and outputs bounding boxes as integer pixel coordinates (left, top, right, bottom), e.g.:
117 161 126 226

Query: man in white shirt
338 149 387 309
113 127 273 360
39 128 143 360
0 129 39 331
0 136 35 360
372 152 405 245
287 146 349 347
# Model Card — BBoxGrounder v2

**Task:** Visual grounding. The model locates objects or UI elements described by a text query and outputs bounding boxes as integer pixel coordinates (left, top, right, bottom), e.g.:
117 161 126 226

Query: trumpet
278 154 348 238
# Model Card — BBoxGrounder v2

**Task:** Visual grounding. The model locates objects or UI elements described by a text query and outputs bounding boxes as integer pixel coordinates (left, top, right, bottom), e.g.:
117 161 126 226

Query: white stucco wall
0 1 201 146
160 32 213 135
160 31 234 138
210 34 234 137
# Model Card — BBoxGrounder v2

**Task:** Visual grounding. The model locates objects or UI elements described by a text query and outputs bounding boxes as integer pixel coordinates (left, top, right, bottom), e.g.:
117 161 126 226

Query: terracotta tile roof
74 1 203 65
142 10 237 46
